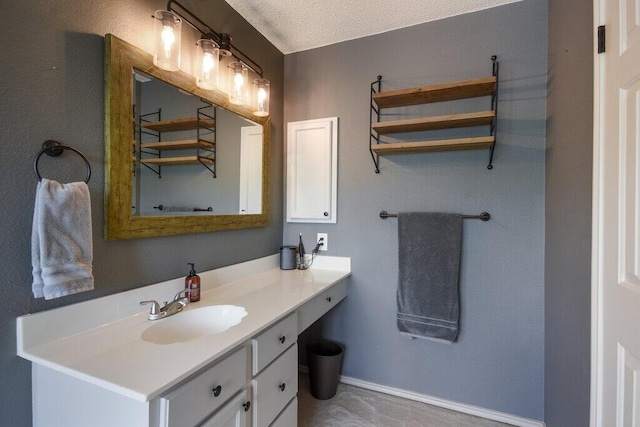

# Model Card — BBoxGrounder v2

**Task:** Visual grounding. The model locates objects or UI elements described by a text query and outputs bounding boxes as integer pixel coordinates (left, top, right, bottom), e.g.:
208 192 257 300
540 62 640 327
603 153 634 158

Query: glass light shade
196 39 219 90
153 10 181 71
252 78 270 117
228 61 250 105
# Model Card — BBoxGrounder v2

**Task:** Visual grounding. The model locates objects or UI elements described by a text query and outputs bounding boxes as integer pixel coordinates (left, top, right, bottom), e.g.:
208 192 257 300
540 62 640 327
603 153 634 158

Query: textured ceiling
224 0 523 54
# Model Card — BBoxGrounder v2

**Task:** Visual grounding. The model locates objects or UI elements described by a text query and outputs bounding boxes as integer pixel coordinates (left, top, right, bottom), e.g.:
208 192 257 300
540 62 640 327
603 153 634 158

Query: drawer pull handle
326 297 332 303
279 336 286 344
279 383 286 392
212 385 222 397
242 401 251 412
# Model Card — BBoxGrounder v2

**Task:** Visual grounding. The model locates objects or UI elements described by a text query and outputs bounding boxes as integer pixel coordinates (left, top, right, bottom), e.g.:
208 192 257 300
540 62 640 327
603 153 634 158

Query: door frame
591 0 606 424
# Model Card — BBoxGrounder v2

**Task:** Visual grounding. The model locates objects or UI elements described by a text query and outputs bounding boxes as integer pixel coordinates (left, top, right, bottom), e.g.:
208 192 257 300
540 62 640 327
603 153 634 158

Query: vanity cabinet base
26 272 349 427
32 364 158 427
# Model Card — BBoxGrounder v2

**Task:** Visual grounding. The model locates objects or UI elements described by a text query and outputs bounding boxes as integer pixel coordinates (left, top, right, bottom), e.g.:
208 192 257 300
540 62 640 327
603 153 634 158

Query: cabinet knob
326 296 332 303
279 383 286 392
212 385 222 397
324 212 329 217
279 336 286 344
242 401 251 412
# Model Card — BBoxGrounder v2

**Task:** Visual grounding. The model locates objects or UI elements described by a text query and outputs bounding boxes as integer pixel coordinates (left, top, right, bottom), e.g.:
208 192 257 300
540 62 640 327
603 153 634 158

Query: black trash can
306 340 344 400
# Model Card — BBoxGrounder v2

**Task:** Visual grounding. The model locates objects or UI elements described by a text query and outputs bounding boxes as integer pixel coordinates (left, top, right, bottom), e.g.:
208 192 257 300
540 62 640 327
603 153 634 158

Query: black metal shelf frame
196 104 216 178
138 108 162 178
369 55 500 173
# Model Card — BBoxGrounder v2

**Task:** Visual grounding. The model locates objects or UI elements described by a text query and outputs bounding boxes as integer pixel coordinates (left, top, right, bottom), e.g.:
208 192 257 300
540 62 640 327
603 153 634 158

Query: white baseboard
299 367 545 427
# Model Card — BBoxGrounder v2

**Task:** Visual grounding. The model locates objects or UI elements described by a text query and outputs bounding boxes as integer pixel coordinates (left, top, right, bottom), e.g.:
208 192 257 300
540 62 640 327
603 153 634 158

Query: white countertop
17 255 351 402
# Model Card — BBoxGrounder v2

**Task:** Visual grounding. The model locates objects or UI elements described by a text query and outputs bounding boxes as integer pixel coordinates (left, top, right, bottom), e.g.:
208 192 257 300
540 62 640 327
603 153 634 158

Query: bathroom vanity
17 255 350 427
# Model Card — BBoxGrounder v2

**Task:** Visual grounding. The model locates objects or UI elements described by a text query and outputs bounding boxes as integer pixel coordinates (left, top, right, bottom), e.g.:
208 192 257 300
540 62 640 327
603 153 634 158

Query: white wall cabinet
287 117 338 223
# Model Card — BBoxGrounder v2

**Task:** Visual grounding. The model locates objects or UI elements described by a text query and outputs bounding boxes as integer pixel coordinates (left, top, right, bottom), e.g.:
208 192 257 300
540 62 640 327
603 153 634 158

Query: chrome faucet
140 289 190 321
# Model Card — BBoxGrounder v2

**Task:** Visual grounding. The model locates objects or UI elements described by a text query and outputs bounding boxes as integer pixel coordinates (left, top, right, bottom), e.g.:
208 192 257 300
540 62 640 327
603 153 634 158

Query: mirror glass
104 34 270 239
133 71 263 216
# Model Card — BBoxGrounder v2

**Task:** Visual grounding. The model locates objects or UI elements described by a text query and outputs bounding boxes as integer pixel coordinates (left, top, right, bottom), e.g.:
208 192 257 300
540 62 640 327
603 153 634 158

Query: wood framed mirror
104 34 270 239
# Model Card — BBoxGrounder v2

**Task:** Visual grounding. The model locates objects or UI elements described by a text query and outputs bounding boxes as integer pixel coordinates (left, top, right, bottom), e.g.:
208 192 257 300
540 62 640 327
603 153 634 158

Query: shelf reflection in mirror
133 70 263 217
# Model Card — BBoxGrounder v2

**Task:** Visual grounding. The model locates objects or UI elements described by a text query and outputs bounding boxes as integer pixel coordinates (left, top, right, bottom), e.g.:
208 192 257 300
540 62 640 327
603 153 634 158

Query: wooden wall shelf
140 140 215 151
372 111 495 135
369 56 499 172
141 156 214 166
137 106 217 178
141 117 214 132
370 136 495 155
372 77 496 109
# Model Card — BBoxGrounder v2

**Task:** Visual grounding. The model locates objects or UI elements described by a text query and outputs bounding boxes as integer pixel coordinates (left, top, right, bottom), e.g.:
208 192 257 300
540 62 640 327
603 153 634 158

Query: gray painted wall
544 0 593 424
0 1 284 425
285 0 547 420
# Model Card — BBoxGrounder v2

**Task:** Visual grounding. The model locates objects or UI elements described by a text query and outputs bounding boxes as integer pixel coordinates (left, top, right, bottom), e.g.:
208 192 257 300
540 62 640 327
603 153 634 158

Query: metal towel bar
379 211 490 221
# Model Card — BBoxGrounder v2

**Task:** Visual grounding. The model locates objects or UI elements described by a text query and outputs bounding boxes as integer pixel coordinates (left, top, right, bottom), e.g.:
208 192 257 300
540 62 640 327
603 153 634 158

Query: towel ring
33 140 91 183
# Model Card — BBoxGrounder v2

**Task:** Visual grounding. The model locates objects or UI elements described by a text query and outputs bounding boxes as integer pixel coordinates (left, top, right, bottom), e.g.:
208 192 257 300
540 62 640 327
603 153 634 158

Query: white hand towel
32 179 94 300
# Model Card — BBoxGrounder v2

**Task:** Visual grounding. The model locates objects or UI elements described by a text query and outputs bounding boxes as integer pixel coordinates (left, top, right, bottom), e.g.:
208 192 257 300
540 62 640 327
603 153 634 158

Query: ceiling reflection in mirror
132 71 263 217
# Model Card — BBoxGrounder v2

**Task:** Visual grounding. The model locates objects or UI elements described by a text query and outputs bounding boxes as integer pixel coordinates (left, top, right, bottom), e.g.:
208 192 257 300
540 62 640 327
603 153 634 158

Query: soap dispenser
185 263 201 302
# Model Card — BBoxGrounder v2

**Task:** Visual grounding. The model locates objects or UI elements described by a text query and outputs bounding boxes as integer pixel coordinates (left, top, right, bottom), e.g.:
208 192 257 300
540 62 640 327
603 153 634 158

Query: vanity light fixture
253 78 270 117
153 10 182 71
195 38 219 90
228 61 249 105
154 0 270 116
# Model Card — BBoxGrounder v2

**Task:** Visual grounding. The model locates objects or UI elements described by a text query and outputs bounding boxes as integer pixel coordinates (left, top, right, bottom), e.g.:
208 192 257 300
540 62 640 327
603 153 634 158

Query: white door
286 117 338 223
593 0 640 424
239 125 263 214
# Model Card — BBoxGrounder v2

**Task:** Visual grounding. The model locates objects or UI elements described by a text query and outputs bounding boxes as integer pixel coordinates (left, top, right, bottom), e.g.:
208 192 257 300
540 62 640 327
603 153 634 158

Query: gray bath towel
397 212 462 343
32 179 94 300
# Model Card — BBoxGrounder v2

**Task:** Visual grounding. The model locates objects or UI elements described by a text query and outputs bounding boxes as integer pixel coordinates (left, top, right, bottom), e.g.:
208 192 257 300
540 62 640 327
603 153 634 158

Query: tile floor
297 374 512 427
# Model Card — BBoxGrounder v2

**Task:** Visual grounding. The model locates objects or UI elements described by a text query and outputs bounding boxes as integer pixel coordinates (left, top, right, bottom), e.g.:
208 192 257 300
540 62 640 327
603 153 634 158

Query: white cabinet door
270 398 297 427
239 125 263 214
200 389 250 427
286 117 338 223
158 347 248 427
251 344 298 427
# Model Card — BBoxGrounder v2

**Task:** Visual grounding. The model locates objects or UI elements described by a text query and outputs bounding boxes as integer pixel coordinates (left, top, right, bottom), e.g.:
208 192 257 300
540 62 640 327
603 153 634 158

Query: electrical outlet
317 233 328 251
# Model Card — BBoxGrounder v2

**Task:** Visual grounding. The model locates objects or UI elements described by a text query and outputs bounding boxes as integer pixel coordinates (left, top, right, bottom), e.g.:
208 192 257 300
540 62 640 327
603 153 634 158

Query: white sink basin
141 305 247 345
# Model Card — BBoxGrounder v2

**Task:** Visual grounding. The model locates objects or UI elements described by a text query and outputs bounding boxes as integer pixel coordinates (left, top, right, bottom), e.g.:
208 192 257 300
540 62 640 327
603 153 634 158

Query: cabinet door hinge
598 25 606 54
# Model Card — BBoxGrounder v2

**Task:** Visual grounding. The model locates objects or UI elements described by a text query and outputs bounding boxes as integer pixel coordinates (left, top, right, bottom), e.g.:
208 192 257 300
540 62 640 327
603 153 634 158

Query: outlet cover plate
317 233 328 251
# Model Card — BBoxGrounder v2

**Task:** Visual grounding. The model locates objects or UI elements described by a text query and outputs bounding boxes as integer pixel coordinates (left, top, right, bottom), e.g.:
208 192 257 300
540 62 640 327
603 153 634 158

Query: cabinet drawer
270 397 297 427
159 346 249 427
252 313 297 375
200 389 251 427
251 344 298 427
298 280 347 333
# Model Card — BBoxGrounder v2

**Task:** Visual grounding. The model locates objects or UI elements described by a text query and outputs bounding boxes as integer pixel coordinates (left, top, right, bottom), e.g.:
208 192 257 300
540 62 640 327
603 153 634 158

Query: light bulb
257 87 266 111
234 73 245 91
161 25 175 59
202 52 214 75
257 87 267 103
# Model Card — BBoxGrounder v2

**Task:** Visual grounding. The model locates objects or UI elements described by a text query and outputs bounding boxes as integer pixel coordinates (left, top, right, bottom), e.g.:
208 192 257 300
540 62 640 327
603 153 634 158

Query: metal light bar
166 0 264 78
